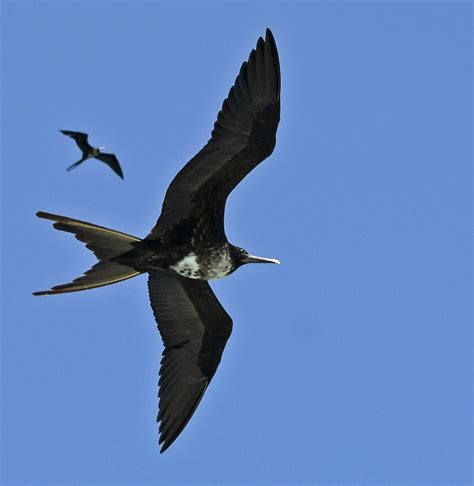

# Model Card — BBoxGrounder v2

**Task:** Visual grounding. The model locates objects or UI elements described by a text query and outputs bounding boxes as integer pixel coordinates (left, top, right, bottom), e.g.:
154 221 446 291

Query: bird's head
229 245 280 270
98 146 106 152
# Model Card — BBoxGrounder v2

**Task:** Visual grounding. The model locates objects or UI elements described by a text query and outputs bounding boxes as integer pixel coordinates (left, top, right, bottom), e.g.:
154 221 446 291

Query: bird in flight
35 29 280 452
60 130 124 179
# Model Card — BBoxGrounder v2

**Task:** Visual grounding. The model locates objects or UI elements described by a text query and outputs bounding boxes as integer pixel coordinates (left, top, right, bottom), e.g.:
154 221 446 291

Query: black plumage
60 130 124 179
35 29 281 453
148 272 232 450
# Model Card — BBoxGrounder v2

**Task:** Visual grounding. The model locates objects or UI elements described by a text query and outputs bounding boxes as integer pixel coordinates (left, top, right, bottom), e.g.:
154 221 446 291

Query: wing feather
148 272 232 452
147 29 280 240
95 153 124 179
60 130 93 154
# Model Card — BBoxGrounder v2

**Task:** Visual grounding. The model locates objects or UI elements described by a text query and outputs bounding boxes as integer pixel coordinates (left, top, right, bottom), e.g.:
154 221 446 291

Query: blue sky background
1 1 471 484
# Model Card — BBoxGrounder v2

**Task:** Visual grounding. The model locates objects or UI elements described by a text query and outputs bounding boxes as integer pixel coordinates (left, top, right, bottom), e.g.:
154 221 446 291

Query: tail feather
36 211 140 260
66 158 86 171
34 211 143 296
33 260 141 295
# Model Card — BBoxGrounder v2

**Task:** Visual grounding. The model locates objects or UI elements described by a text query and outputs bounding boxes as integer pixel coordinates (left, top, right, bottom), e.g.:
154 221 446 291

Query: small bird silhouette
60 130 124 179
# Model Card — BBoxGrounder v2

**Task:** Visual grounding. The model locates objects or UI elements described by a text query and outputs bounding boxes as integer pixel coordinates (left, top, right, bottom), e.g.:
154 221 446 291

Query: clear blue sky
1 1 471 484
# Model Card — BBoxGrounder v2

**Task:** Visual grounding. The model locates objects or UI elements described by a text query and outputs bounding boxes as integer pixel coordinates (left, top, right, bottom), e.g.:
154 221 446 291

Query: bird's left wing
60 130 93 153
148 271 233 452
147 28 280 240
95 153 124 179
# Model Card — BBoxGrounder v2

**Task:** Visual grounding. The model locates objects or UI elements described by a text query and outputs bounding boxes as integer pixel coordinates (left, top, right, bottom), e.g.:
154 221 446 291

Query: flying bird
60 130 124 179
35 29 280 452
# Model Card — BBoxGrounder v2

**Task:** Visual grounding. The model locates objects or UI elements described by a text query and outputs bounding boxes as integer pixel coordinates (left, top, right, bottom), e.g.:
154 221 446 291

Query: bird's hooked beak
243 254 280 265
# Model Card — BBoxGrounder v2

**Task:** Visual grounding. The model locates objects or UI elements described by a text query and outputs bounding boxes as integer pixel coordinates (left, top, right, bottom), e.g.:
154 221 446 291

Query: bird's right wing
95 153 124 179
147 29 280 241
148 271 233 453
60 130 93 153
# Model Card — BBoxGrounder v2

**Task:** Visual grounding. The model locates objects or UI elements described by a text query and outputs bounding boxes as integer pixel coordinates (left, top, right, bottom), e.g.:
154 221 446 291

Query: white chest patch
170 249 234 280
170 253 201 279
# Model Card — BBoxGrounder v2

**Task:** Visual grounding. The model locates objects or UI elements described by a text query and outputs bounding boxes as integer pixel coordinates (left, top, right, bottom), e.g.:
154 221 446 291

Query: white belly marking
170 253 200 279
170 249 233 280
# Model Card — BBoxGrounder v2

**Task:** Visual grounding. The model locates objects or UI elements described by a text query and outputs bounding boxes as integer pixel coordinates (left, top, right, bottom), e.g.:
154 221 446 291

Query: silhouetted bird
35 29 280 452
60 130 124 179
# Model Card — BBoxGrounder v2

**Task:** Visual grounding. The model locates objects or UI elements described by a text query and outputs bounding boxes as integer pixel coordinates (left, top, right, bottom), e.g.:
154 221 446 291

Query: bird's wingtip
158 434 172 453
265 28 275 40
36 211 54 220
159 442 170 454
32 290 50 296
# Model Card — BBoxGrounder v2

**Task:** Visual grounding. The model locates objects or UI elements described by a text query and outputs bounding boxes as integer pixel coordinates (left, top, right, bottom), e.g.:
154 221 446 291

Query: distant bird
60 130 124 179
35 29 280 452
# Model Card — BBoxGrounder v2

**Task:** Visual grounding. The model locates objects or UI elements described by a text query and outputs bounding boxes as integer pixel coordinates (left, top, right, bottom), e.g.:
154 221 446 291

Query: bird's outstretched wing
148 271 233 453
60 130 93 154
95 153 124 179
147 28 280 240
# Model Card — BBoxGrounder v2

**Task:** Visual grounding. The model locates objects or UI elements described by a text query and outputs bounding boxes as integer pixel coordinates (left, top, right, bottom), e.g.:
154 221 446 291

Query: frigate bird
60 130 124 179
34 29 280 452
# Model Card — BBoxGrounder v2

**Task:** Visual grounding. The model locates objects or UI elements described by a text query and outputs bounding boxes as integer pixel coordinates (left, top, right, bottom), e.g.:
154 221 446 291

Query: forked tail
66 158 87 172
33 211 143 296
